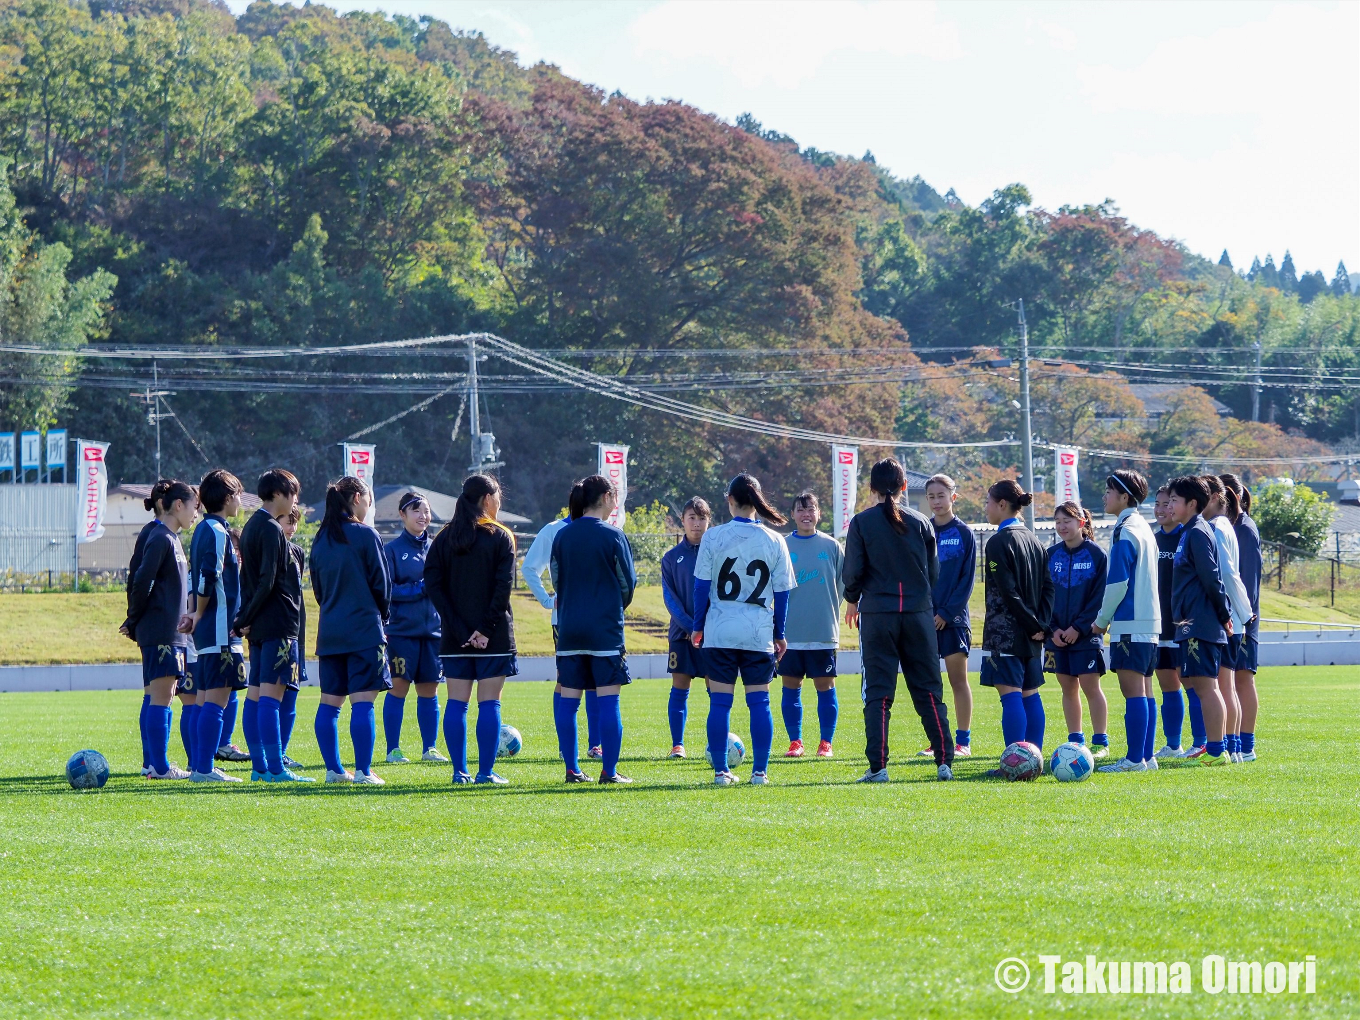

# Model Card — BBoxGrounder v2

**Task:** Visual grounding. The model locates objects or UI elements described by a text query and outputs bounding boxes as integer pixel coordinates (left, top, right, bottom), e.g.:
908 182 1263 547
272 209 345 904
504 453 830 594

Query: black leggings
860 611 953 768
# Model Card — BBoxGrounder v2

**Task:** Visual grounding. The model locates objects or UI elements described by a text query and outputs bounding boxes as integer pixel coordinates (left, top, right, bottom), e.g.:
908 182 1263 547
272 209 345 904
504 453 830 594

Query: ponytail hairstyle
152 480 195 515
1106 468 1148 507
568 475 614 521
318 475 369 545
869 458 909 535
1219 482 1241 520
987 478 1033 515
143 479 175 512
1240 488 1252 514
451 473 502 550
1055 500 1094 540
726 473 787 526
1219 473 1246 521
1201 473 1225 513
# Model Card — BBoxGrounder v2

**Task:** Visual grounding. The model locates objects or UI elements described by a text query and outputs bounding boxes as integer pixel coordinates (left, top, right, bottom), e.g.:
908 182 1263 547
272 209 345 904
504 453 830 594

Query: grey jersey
783 531 843 649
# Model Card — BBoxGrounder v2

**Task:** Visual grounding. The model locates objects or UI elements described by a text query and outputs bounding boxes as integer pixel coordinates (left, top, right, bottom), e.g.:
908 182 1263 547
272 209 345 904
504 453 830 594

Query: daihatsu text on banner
343 443 377 525
76 440 110 542
1054 446 1080 506
832 445 858 539
597 443 628 528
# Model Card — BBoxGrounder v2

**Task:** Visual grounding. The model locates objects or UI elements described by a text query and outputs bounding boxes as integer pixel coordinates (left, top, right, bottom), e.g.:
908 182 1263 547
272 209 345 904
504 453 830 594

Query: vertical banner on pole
46 428 67 482
831 445 858 539
20 430 39 482
0 432 13 482
342 443 377 525
597 443 628 528
76 440 110 543
1054 446 1080 506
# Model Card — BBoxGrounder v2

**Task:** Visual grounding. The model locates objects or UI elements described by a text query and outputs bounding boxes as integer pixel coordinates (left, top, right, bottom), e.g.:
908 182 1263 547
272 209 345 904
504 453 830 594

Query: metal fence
0 485 78 587
1262 540 1360 609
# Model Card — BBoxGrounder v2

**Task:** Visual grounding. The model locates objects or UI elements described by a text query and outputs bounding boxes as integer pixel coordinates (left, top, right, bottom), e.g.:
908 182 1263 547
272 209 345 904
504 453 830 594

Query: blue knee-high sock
196 703 224 775
258 695 283 774
667 686 689 747
1186 688 1207 747
1123 696 1148 763
148 705 172 774
747 690 774 774
1241 731 1255 754
999 691 1027 746
220 690 239 746
1161 688 1184 747
279 687 298 753
180 703 198 767
444 698 470 775
350 700 376 775
707 691 734 774
817 686 839 743
382 692 405 753
598 693 623 777
475 700 502 778
780 685 802 742
1023 692 1045 750
139 694 151 769
555 693 581 772
1142 697 1157 762
584 689 601 748
416 695 439 752
242 697 265 773
314 703 343 775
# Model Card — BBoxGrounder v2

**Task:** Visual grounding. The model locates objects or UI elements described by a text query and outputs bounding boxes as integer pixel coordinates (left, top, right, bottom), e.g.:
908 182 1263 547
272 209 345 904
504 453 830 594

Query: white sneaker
385 749 410 764
140 765 151 776
353 770 385 785
147 764 191 780
937 764 953 781
325 769 354 783
954 744 972 757
1144 756 1159 771
713 771 742 787
1154 744 1183 759
750 771 770 785
1231 752 1244 764
1090 745 1110 759
190 769 242 783
856 767 889 783
1097 758 1148 773
1239 750 1257 762
916 748 934 757
421 748 449 762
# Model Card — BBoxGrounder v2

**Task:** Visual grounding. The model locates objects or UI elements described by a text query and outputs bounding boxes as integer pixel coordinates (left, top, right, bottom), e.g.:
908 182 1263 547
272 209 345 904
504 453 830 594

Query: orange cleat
668 745 686 759
785 739 805 758
816 740 833 758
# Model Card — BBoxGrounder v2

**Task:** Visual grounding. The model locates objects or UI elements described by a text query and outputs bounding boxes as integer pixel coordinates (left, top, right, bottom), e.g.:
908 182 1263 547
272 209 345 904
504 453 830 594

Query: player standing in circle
1092 470 1163 774
121 479 197 779
1222 473 1262 761
1150 484 1191 758
1202 475 1254 762
550 476 638 784
187 469 246 781
660 497 712 758
844 460 950 782
691 473 795 787
382 492 447 765
922 474 975 758
425 474 518 785
125 480 174 775
1044 502 1108 755
778 492 843 759
1165 475 1233 767
310 477 392 785
978 479 1054 773
213 526 251 766
277 505 308 769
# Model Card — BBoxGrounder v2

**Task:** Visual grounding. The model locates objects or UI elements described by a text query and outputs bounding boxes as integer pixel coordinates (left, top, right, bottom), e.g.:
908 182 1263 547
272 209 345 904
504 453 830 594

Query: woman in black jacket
424 474 517 785
979 479 1054 766
842 459 952 782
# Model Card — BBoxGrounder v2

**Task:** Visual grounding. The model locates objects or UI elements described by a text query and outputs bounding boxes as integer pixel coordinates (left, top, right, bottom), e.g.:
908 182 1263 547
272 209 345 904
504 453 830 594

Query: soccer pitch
0 668 1355 1019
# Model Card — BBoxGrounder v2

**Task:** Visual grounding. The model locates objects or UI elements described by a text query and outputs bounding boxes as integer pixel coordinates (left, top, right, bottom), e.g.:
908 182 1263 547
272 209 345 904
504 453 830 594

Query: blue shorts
667 639 706 679
197 646 248 691
980 654 1044 691
318 646 393 697
1178 638 1224 680
1223 633 1245 671
141 644 188 687
705 647 778 687
936 626 971 659
778 648 838 679
249 638 300 688
556 653 630 691
441 654 518 682
1109 639 1157 676
388 636 443 685
1237 635 1258 673
1043 646 1106 676
1155 644 1179 672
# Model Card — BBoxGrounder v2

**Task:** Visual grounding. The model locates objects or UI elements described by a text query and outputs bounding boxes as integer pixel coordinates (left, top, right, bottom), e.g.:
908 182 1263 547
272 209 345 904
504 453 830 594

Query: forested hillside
0 0 1356 519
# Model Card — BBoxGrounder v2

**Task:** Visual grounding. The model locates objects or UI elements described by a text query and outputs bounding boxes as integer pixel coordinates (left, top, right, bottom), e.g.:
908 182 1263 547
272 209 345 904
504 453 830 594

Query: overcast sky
228 0 1360 279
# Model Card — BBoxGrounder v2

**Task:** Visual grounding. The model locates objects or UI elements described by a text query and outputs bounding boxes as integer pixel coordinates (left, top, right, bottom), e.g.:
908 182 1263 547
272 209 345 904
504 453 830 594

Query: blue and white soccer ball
704 732 746 770
497 724 522 759
66 749 110 790
1049 742 1095 783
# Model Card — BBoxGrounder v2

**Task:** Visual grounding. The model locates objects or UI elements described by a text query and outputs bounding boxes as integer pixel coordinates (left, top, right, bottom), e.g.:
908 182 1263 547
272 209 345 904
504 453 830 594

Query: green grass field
0 667 1355 1018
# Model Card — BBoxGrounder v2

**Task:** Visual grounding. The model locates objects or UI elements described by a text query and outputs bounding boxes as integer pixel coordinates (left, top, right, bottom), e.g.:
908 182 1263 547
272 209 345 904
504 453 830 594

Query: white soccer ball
497 724 522 758
704 732 746 770
1049 742 1095 782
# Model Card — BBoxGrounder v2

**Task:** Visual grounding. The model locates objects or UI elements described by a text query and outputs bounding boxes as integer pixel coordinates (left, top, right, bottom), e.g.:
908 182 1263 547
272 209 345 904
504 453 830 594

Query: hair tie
399 492 427 512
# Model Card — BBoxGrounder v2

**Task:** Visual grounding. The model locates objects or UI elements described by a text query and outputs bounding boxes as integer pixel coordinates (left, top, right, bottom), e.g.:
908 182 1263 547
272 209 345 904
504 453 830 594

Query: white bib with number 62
694 519 796 653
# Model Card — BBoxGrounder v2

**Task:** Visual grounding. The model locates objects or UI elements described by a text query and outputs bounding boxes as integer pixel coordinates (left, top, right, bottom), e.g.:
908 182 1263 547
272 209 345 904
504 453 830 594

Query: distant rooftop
1125 384 1231 418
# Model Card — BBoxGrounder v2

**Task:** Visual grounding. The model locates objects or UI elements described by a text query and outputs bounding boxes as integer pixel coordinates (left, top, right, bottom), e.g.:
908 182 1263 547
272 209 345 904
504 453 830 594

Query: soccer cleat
1154 745 1184 759
385 748 411 764
325 769 355 783
1183 744 1208 759
937 764 953 781
785 740 805 758
250 769 269 782
713 771 742 787
215 744 251 762
1239 750 1257 762
917 747 933 756
421 748 449 763
564 770 594 783
856 767 889 783
954 744 972 757
816 740 834 758
1192 752 1229 767
668 745 686 759
586 745 604 760
1097 758 1148 773
750 771 770 785
451 771 473 785
1090 744 1110 759
983 768 1006 778
140 765 152 776
281 754 305 770
265 769 315 783
147 764 191 780
475 772 509 785
190 770 235 783
1144 757 1159 771
599 772 633 784
352 770 385 785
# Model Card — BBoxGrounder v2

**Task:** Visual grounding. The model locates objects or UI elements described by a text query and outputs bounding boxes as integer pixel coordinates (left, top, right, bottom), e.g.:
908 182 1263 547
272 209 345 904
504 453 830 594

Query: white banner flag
76 440 109 543
831 444 858 539
1055 446 1080 505
597 443 628 528
343 443 377 525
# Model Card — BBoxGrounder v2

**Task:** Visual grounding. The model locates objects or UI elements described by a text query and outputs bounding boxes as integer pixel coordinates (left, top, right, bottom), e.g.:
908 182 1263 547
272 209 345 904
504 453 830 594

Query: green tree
1252 482 1334 554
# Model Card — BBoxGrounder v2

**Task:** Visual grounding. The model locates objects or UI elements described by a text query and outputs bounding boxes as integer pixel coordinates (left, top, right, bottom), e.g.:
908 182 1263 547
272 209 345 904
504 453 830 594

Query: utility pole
1251 341 1262 422
466 338 503 474
130 359 173 480
1017 299 1035 530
